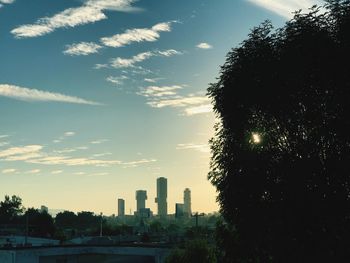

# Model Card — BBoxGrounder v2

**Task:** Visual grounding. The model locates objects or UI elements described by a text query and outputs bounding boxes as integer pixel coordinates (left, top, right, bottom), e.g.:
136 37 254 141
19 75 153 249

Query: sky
0 0 322 216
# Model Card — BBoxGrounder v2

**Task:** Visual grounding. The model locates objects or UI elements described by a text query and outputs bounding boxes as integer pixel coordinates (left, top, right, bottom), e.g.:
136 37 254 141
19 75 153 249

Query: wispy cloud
94 64 109 69
26 169 40 174
110 49 182 68
137 83 212 116
137 85 183 98
51 170 63 174
92 152 112 157
53 148 76 154
0 0 15 8
176 143 210 153
64 21 176 56
196 42 212 49
90 139 109 144
101 21 174 47
11 0 140 38
122 158 157 168
29 156 121 166
0 84 101 105
0 0 15 3
106 75 129 85
64 42 103 56
0 145 43 159
64 131 75 137
144 78 163 83
2 168 16 174
0 143 156 168
246 0 323 18
184 104 212 115
147 96 210 108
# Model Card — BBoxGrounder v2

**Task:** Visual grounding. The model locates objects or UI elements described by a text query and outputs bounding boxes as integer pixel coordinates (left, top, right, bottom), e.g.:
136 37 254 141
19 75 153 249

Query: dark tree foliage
208 1 350 262
24 208 55 237
165 239 217 263
55 211 77 228
55 211 100 230
76 211 100 230
0 195 24 224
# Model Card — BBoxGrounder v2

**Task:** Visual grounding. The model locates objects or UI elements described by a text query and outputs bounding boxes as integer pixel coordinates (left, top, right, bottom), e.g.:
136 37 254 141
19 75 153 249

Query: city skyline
0 0 321 215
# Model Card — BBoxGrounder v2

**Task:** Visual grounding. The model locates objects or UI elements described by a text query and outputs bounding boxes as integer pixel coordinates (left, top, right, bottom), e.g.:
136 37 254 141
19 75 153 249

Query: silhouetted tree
150 220 163 234
165 239 216 263
24 208 55 237
0 195 24 224
76 211 99 230
208 1 350 262
55 211 77 228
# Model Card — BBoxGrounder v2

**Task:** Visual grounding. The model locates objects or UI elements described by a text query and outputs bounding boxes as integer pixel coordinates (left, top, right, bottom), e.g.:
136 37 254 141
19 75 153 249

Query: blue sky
0 0 321 215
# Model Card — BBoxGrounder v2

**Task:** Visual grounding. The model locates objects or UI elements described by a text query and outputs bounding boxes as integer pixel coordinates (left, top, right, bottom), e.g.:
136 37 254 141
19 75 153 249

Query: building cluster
117 177 191 219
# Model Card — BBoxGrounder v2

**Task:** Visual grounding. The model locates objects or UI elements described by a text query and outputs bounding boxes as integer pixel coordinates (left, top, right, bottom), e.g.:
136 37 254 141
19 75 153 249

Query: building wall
156 178 167 217
118 199 125 217
183 188 191 217
136 190 147 212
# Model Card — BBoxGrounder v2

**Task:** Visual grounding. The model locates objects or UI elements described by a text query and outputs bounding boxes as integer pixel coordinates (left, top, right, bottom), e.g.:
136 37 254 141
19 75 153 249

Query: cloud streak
106 75 129 85
0 145 43 159
176 143 210 153
137 85 212 116
137 85 183 98
0 144 156 168
246 0 323 18
196 42 212 49
2 168 16 174
64 42 103 56
147 96 210 108
101 21 173 47
0 84 101 105
110 49 182 68
11 0 139 38
64 21 176 56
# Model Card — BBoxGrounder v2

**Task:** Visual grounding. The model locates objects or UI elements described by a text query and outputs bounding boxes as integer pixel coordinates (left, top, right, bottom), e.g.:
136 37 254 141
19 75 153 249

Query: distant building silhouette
155 177 167 217
136 190 147 213
118 198 125 217
138 208 152 218
183 188 191 217
175 203 184 218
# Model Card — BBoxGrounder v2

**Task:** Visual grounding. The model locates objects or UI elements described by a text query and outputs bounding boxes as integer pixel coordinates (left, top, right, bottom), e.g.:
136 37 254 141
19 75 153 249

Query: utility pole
99 212 103 237
25 213 28 246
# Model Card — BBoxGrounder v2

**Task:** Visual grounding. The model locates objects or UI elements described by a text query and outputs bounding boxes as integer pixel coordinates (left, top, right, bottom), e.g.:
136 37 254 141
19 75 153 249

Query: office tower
155 177 167 217
184 188 191 217
118 198 125 217
175 203 184 218
136 190 147 212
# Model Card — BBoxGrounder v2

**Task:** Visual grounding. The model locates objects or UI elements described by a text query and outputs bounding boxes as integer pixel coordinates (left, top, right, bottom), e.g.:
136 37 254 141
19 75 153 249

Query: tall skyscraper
175 203 184 218
136 190 147 213
118 198 125 217
155 177 167 217
184 188 191 217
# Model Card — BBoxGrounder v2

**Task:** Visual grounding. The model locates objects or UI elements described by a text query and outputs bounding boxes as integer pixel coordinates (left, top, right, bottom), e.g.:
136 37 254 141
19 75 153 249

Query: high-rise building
175 203 184 218
136 190 147 213
184 188 191 217
118 198 125 217
155 177 167 217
